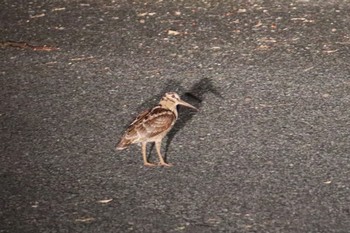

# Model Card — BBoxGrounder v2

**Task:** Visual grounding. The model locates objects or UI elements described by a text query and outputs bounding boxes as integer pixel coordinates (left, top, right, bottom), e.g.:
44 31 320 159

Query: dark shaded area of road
1 0 350 232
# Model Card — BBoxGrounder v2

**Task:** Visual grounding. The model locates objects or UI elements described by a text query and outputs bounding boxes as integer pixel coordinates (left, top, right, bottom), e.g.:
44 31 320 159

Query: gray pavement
1 0 350 232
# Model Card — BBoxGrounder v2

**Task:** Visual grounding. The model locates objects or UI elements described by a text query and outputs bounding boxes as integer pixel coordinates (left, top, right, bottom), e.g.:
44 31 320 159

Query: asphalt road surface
1 0 350 232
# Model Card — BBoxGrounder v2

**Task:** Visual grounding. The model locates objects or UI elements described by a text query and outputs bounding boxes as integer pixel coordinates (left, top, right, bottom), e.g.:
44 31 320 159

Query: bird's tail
116 137 132 150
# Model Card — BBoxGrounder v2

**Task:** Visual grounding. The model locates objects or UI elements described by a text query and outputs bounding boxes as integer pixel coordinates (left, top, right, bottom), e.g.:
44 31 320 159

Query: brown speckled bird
116 92 197 167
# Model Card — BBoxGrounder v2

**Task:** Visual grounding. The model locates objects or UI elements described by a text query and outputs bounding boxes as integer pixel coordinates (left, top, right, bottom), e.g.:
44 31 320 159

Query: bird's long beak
177 99 198 110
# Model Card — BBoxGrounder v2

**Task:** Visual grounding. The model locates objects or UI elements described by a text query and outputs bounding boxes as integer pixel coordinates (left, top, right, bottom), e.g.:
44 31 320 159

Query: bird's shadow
163 78 223 161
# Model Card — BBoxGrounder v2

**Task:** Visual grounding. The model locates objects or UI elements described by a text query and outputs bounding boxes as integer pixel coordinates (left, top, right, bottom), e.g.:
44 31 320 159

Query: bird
116 92 197 167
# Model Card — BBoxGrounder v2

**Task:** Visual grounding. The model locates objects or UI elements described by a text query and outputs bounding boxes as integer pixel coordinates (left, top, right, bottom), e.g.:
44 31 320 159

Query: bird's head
160 92 198 110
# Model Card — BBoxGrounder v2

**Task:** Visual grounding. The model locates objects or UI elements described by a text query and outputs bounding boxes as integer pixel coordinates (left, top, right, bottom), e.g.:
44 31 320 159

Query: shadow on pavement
164 78 223 161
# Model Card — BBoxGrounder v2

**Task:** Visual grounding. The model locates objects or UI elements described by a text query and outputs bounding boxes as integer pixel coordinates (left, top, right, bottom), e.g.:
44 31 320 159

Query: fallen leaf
257 37 276 43
174 226 186 230
0 41 59 51
75 217 95 222
138 12 156 17
168 30 180 35
335 41 350 45
256 45 270 50
30 13 45 18
291 18 314 23
323 49 338 54
97 199 113 204
253 20 262 28
303 66 314 72
31 201 39 208
291 17 307 21
52 7 66 11
70 56 94 61
33 46 59 51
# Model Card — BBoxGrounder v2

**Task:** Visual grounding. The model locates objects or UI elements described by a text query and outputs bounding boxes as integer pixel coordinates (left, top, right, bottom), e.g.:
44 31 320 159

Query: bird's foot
158 162 173 167
144 162 157 167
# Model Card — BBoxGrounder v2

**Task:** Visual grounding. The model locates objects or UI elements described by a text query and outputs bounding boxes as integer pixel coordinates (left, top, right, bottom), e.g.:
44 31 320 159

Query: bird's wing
124 106 176 141
129 109 151 126
140 108 176 138
122 109 152 141
120 106 176 144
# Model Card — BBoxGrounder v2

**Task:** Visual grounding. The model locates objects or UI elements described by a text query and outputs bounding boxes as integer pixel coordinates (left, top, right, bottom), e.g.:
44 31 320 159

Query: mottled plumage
116 92 197 167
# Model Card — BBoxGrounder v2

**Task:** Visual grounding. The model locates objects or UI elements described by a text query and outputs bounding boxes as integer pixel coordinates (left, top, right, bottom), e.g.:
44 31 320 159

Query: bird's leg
155 141 172 167
142 142 156 167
